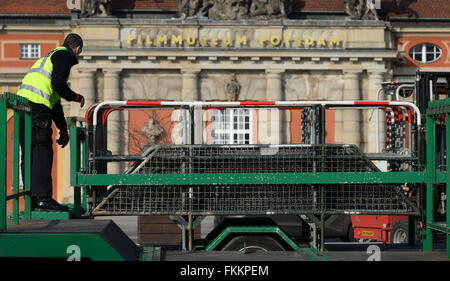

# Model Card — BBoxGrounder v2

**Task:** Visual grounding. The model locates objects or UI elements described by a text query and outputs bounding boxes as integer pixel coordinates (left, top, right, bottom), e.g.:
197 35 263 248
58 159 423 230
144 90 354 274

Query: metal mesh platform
93 184 416 216
92 145 419 216
134 144 380 174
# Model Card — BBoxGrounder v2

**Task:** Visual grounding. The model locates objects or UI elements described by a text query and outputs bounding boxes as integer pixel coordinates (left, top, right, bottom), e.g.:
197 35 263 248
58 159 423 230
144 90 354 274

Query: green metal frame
204 225 332 261
3 91 448 259
69 106 436 251
74 171 428 186
68 99 450 259
424 99 450 259
205 225 299 251
0 93 123 261
0 94 88 228
0 93 32 232
0 233 127 261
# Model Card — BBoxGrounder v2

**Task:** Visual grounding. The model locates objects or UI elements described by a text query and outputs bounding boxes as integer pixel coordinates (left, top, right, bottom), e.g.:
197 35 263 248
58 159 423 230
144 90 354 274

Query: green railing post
0 97 7 232
447 113 450 259
0 93 31 229
424 114 435 251
70 125 81 218
81 127 87 212
23 107 31 219
12 111 20 224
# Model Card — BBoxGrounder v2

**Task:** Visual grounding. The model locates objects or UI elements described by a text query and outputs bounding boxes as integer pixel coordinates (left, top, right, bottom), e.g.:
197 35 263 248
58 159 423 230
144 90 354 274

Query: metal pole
375 87 383 153
12 111 20 224
20 103 32 219
188 106 195 251
320 213 325 252
188 214 193 251
424 114 435 251
446 113 450 259
318 105 325 145
0 98 7 232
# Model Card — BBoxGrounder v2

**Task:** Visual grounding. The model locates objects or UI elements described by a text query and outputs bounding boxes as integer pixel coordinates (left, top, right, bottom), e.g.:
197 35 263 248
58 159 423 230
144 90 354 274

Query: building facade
1 0 450 203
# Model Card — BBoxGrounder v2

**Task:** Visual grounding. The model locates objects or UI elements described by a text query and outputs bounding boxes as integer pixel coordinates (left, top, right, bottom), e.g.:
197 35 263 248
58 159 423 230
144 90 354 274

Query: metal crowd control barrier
71 100 425 215
0 93 31 232
70 99 429 250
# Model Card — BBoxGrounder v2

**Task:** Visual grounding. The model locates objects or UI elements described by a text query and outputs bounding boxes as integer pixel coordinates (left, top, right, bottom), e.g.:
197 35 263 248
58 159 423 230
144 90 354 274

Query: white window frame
211 108 253 144
19 43 41 60
409 43 442 64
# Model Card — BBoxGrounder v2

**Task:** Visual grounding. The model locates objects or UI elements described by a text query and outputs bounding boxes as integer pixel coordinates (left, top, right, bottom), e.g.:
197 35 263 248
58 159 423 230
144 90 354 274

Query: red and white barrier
90 100 422 127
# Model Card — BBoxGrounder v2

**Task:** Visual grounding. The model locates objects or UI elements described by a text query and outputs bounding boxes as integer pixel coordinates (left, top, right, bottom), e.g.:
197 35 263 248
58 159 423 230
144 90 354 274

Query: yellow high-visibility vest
17 46 69 109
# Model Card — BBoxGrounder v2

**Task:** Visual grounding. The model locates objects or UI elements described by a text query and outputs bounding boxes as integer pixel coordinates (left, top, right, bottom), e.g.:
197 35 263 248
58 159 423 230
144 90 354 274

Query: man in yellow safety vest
18 33 85 212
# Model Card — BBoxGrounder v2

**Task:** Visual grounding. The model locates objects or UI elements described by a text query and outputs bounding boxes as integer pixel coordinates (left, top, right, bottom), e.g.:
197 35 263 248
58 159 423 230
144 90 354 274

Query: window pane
409 43 441 63
19 43 40 59
212 108 253 144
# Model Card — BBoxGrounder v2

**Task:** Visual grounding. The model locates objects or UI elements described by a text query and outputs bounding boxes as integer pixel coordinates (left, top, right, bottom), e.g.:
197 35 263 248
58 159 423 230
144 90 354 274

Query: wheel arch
204 217 298 251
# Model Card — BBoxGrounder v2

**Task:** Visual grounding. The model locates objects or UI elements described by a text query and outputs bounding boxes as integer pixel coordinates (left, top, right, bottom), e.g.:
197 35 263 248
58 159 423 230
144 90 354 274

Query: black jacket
31 44 79 133
51 44 79 102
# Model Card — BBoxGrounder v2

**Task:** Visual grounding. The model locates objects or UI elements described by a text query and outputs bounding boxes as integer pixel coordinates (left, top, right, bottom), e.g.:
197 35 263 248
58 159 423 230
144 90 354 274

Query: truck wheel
221 235 286 252
346 226 355 242
391 219 408 244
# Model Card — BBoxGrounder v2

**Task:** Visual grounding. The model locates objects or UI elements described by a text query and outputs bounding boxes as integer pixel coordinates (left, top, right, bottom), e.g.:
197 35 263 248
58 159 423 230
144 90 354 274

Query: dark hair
63 33 83 49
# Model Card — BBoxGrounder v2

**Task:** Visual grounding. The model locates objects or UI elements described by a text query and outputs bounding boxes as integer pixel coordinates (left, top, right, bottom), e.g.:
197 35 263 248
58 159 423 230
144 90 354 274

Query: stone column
181 69 200 101
259 69 289 144
181 69 201 143
77 68 97 111
103 68 125 173
265 69 284 100
366 70 386 153
342 70 362 148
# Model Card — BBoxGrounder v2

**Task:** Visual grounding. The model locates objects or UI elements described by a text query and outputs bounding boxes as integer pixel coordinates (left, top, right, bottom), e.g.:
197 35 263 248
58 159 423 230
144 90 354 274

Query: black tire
343 225 355 242
221 235 286 252
391 219 408 244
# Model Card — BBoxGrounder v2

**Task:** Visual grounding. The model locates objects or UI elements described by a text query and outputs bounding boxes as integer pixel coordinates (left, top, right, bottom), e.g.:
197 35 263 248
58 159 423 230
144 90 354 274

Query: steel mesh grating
92 144 419 216
135 144 380 174
94 184 416 216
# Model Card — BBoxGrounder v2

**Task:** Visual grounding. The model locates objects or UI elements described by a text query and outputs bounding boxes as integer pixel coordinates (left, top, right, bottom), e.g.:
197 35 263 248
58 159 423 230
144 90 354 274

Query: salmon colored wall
128 110 174 155
0 33 64 69
127 108 336 151
325 109 335 143
396 36 450 68
291 109 302 144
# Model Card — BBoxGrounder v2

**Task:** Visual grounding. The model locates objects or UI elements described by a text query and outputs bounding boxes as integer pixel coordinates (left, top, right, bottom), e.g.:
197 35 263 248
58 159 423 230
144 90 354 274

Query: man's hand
57 130 70 148
75 94 85 108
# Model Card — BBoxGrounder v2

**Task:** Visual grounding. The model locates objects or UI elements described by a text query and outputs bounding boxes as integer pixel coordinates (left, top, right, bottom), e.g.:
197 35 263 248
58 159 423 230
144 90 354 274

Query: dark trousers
19 103 54 199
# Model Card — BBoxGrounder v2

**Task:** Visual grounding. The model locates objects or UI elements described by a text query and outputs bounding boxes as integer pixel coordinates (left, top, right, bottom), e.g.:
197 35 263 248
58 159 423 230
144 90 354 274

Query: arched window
408 43 442 63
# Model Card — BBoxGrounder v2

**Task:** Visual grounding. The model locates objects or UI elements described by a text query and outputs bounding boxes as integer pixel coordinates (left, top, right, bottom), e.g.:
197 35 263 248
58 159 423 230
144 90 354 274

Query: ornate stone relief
81 0 112 17
342 0 379 20
141 118 163 147
176 0 292 20
225 73 241 101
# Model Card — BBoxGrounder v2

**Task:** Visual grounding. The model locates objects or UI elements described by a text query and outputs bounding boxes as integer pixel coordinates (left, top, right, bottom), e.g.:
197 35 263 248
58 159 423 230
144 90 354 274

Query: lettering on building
123 33 342 49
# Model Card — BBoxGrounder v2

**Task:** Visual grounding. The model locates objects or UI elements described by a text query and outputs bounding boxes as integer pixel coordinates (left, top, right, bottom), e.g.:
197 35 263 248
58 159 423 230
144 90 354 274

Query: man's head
63 33 83 58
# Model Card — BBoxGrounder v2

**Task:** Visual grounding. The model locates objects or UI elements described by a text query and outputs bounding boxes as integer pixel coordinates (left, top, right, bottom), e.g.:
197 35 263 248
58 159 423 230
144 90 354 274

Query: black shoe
36 197 69 212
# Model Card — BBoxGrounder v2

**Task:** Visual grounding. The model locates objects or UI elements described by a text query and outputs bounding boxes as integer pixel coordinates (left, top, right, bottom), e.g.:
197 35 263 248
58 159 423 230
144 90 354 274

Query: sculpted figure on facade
81 0 112 17
209 0 248 20
140 118 163 151
176 0 292 20
225 74 241 101
342 0 379 20
249 0 292 19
